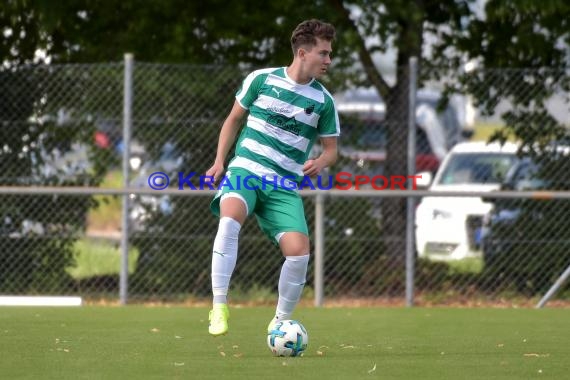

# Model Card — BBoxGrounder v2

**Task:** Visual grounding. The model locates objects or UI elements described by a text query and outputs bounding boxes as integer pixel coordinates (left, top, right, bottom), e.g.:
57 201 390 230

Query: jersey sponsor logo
267 106 291 114
267 114 300 136
271 87 282 97
304 103 315 115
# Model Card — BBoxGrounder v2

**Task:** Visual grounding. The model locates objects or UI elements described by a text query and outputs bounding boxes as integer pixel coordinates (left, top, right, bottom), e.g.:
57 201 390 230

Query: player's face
303 38 332 78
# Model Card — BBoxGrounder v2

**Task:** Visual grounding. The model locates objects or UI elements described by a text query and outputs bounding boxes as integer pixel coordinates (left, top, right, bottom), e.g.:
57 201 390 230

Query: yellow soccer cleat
208 303 229 336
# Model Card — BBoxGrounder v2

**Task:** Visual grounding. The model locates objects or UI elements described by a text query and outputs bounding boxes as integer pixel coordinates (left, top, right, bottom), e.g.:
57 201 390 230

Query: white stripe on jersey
256 94 294 115
236 67 276 108
248 115 309 152
228 156 298 190
265 75 325 103
255 94 320 128
240 138 304 175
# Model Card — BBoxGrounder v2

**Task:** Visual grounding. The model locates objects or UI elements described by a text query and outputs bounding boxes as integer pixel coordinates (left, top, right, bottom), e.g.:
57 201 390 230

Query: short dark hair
291 19 336 54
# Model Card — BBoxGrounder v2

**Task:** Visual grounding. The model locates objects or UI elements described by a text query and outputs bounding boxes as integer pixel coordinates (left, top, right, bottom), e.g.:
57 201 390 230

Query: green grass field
1 306 568 379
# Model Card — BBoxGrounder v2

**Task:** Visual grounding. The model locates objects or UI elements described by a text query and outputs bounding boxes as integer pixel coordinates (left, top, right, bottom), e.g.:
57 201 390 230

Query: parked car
481 153 570 267
415 141 519 260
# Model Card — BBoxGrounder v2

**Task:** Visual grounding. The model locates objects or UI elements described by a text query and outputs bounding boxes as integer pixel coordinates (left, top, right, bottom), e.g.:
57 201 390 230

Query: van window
439 153 517 185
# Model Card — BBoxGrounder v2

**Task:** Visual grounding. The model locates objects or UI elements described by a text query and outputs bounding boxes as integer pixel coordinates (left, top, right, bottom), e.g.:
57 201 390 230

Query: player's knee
279 232 310 256
220 195 247 224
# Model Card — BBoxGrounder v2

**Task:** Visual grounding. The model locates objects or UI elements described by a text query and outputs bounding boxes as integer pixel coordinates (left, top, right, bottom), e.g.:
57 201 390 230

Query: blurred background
1 0 569 306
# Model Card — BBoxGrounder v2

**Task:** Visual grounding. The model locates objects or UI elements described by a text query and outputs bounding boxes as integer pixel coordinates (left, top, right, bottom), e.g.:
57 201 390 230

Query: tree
432 0 570 148
1 1 119 292
326 0 474 261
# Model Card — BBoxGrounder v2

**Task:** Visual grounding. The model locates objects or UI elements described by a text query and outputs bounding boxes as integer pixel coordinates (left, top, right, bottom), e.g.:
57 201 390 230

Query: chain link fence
1 58 569 306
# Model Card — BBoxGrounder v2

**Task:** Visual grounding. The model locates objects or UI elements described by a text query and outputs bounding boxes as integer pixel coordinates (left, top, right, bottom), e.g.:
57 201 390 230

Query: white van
415 141 519 260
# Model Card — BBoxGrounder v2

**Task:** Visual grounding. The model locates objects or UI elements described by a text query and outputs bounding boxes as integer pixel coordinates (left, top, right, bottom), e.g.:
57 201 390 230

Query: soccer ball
267 320 309 357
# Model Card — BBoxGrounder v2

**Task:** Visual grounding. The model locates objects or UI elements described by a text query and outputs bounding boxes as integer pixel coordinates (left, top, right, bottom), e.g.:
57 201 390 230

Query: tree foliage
428 0 570 144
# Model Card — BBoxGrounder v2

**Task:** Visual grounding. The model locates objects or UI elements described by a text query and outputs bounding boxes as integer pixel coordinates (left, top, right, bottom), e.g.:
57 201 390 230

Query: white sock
211 217 241 305
275 254 310 321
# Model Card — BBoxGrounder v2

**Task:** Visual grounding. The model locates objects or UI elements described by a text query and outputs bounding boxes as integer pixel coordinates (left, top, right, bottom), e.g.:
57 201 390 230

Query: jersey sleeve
318 94 341 137
235 70 265 110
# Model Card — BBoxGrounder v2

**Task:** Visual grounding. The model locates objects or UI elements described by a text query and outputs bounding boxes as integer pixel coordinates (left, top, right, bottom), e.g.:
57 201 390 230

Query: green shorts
210 167 308 244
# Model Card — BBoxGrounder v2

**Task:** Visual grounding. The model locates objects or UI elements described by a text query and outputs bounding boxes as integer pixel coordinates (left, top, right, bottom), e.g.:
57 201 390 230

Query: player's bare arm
302 136 338 177
206 101 247 182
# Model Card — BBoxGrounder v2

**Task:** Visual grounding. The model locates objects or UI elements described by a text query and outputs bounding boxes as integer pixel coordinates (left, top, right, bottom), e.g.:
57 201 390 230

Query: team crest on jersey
304 103 315 115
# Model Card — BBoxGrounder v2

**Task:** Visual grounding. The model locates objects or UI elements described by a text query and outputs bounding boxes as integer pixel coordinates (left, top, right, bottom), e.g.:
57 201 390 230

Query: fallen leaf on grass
523 353 550 358
150 328 160 333
219 352 226 357
368 364 377 374
174 362 185 366
317 345 329 356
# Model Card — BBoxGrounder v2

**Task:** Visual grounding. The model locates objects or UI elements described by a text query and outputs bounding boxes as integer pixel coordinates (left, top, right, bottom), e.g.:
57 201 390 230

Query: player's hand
302 159 324 177
205 163 225 185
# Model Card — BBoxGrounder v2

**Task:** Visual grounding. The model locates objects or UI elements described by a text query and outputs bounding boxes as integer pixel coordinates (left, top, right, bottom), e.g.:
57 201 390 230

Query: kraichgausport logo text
146 171 423 191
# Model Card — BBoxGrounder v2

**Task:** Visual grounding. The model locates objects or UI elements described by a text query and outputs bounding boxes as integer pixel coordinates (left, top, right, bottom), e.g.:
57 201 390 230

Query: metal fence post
536 264 570 308
120 53 134 305
406 57 418 307
314 192 325 307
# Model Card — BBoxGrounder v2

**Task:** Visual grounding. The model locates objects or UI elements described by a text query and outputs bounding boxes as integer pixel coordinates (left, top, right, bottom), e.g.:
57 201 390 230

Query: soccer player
205 19 340 336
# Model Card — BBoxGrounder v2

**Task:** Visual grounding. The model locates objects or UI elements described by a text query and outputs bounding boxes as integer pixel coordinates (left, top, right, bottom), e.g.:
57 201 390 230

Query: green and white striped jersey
229 67 340 184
